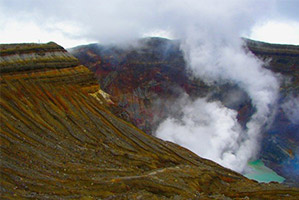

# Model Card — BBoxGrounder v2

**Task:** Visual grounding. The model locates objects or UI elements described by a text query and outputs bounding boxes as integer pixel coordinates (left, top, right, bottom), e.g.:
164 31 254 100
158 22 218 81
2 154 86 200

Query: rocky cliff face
1 43 299 199
71 38 299 186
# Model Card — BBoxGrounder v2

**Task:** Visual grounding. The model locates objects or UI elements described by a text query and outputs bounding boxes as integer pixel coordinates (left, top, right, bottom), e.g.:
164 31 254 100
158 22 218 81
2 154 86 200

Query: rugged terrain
71 37 299 185
1 42 298 199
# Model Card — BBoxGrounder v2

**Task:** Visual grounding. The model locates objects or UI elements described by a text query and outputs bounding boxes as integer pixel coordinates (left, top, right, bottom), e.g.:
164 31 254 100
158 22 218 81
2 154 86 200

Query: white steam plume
166 30 280 172
153 0 280 172
156 95 245 169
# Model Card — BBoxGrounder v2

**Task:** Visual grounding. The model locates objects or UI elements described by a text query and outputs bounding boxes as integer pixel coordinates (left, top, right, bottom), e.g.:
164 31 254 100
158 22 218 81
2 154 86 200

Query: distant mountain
71 37 299 186
1 42 299 199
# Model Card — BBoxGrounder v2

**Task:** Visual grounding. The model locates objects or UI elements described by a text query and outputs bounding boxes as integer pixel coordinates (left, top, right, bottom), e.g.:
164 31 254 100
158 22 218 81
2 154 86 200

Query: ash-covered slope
1 43 299 199
71 38 299 185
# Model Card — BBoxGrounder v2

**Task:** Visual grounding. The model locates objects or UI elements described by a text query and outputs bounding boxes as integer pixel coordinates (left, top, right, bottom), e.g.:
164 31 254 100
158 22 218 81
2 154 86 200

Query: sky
0 0 298 48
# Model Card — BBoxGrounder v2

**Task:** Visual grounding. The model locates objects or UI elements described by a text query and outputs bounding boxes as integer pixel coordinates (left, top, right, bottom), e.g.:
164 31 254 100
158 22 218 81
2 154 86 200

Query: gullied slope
1 43 299 199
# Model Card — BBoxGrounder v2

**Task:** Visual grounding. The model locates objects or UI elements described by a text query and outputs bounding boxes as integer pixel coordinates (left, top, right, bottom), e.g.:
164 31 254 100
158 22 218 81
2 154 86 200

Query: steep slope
1 43 299 199
71 38 299 185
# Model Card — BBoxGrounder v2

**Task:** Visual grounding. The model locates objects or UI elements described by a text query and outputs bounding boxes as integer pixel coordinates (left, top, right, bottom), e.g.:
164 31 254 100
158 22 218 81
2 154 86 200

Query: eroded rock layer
0 42 79 73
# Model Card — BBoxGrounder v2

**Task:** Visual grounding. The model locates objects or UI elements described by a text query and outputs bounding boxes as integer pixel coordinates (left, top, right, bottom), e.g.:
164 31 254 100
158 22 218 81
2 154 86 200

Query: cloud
250 20 299 45
0 18 93 48
1 0 298 46
274 0 299 20
0 0 276 46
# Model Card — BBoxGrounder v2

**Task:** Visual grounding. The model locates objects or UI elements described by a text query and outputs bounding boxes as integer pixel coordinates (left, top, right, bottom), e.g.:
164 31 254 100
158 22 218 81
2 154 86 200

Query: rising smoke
154 1 280 172
156 95 245 170
2 0 282 172
160 34 280 172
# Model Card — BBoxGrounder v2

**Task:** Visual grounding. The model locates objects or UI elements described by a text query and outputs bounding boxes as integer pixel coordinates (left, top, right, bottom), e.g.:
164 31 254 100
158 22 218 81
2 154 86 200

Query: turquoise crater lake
244 160 285 183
